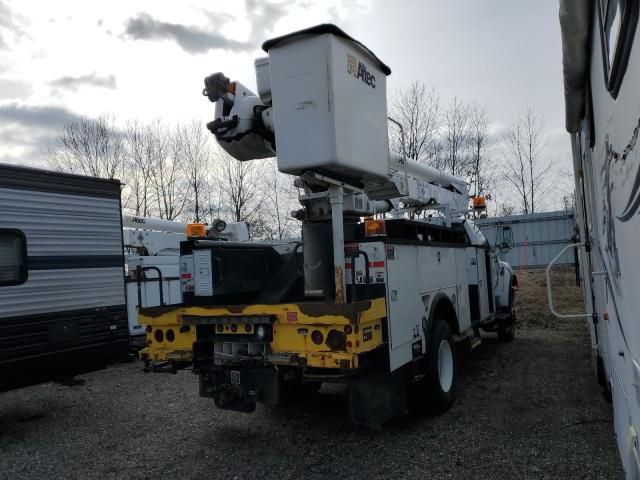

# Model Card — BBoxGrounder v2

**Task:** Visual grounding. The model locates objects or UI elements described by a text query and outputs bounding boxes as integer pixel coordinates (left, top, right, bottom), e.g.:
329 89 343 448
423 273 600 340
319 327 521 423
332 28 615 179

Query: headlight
214 219 227 232
256 325 266 339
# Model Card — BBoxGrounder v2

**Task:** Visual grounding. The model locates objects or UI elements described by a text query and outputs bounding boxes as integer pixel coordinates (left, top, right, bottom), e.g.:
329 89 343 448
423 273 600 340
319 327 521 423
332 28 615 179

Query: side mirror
497 225 513 251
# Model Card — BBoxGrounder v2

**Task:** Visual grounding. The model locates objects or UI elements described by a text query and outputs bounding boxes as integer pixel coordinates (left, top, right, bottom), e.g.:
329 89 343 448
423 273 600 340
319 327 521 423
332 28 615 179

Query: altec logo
347 54 376 88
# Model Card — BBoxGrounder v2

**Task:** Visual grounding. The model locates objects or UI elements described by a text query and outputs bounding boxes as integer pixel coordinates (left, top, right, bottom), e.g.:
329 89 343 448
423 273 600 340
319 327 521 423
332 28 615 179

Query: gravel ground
0 272 623 479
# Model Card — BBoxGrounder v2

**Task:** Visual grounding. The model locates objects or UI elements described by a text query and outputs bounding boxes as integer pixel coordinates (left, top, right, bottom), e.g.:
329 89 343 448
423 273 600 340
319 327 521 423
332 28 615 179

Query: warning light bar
364 219 387 237
186 223 206 238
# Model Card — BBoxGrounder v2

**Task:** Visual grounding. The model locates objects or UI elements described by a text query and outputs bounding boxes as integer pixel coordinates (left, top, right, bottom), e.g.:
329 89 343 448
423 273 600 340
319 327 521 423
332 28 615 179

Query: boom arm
202 73 469 214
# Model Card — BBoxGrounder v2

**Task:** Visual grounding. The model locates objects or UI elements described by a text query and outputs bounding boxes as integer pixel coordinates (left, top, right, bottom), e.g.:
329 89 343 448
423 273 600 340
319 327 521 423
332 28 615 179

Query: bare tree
176 120 212 222
147 119 188 220
501 108 552 214
47 114 125 180
217 149 261 225
497 202 516 217
124 119 154 216
389 81 440 162
262 160 298 240
441 96 471 178
468 104 494 196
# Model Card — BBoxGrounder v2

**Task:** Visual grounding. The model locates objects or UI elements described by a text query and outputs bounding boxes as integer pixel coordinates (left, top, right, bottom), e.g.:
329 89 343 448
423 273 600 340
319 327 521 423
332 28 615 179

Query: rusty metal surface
334 265 345 303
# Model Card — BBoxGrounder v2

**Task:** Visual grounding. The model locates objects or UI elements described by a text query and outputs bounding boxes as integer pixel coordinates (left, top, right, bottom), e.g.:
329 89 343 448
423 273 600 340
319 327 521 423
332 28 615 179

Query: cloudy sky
0 0 571 205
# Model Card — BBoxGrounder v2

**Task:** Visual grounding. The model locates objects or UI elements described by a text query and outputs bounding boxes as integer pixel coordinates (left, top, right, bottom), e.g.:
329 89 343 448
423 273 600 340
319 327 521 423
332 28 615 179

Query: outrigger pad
348 369 408 429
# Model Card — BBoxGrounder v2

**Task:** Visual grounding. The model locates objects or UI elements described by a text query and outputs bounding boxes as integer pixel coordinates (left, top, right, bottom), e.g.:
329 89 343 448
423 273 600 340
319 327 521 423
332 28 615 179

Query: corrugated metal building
476 210 575 269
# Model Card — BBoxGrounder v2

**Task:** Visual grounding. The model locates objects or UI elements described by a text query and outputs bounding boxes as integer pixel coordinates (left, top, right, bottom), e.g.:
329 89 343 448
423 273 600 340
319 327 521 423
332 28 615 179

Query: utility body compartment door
193 250 213 296
386 243 459 371
386 244 420 371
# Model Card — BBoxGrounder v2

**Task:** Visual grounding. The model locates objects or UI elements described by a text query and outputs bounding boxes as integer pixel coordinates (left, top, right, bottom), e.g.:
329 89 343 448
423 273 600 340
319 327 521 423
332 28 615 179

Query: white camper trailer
0 164 128 390
558 2 640 477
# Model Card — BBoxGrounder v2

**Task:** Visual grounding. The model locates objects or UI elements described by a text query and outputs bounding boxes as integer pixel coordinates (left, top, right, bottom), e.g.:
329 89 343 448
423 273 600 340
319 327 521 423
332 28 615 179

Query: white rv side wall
0 187 125 320
0 268 124 318
573 5 640 477
0 187 123 256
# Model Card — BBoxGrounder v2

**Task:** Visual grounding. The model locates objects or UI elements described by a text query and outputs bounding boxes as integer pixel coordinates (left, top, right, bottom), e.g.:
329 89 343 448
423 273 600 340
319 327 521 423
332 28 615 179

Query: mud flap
348 368 408 428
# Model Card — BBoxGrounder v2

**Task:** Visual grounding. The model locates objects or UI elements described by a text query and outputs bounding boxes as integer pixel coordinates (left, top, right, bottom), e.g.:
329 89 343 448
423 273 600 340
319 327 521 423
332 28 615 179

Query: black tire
497 315 515 343
424 319 456 412
279 378 321 405
497 292 516 342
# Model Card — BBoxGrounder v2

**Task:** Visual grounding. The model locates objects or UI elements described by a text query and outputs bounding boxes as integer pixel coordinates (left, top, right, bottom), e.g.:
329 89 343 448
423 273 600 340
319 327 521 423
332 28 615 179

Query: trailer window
0 229 27 286
598 0 639 97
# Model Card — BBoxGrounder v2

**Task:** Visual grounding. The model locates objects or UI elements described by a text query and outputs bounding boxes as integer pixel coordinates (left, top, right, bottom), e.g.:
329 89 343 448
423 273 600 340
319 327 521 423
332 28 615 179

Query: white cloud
0 0 573 214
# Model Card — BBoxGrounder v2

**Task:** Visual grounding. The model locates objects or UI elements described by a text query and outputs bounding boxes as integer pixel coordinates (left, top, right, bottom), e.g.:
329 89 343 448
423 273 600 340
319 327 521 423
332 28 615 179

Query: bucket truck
139 24 517 426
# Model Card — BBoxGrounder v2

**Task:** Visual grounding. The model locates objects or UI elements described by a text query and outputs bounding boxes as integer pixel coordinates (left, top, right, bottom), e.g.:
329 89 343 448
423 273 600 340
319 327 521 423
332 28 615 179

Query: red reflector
244 324 252 333
345 262 385 269
231 324 238 333
180 273 192 279
346 340 353 349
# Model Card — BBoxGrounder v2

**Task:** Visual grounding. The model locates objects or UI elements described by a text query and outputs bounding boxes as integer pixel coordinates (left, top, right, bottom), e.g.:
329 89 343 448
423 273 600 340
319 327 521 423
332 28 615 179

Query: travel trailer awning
559 0 591 133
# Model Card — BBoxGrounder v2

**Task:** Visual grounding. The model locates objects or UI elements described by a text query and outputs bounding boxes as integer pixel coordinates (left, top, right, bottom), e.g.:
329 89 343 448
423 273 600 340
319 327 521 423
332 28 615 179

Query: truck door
464 221 492 322
466 247 481 323
474 248 490 320
466 247 490 322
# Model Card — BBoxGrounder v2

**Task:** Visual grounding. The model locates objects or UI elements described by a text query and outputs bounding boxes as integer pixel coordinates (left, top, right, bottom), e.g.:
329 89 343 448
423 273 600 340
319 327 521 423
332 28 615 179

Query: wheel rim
437 339 454 393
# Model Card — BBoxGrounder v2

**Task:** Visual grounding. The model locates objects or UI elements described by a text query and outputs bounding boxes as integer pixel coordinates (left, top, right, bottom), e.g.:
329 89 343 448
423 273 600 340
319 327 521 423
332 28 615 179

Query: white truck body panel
346 238 495 372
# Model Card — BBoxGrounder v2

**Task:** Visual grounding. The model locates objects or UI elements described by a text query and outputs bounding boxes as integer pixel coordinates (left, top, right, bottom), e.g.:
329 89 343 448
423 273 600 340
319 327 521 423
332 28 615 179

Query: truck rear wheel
497 322 515 342
497 310 516 343
425 319 456 411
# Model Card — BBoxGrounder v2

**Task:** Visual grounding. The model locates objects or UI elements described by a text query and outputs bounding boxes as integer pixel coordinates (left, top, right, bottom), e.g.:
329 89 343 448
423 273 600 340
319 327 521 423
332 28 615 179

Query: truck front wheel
425 319 456 411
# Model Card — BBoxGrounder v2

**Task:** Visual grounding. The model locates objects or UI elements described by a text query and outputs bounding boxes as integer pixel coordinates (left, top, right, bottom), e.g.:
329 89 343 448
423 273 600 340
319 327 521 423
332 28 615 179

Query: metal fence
476 210 575 269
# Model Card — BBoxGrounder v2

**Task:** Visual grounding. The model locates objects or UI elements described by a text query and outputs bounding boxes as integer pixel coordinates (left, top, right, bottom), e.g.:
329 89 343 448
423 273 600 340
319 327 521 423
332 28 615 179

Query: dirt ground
515 266 585 328
0 268 623 479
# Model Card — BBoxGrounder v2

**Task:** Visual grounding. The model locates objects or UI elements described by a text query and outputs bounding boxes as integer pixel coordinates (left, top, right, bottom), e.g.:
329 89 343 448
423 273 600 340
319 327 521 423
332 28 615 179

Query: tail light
311 330 324 345
166 329 175 342
154 329 164 343
244 324 252 333
230 324 238 333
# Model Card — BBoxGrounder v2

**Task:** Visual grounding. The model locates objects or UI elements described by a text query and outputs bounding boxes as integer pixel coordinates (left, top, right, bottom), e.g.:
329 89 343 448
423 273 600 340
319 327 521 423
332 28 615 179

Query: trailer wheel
425 319 456 411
